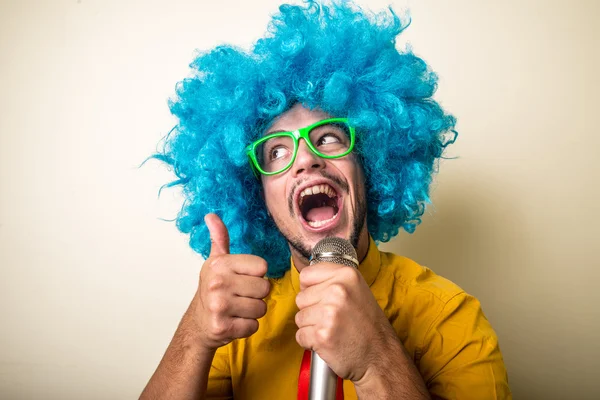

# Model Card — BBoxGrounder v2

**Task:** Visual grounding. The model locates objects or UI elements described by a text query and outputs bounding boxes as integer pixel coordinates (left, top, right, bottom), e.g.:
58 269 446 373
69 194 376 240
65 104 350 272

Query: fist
193 213 271 351
294 263 393 382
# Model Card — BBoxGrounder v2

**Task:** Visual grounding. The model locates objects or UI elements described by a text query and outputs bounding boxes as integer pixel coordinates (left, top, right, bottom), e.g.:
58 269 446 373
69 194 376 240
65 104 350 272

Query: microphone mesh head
310 237 358 268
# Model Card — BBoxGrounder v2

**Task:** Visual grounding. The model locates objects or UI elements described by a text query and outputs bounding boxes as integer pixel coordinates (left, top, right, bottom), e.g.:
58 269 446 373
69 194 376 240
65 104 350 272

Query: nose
292 139 325 177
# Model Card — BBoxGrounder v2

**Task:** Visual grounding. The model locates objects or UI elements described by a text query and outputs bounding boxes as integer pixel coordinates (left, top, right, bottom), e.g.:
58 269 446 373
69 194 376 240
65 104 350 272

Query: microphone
308 237 359 400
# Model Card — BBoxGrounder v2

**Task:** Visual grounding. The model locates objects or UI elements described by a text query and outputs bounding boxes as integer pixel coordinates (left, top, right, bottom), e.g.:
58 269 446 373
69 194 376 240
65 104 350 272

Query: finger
295 304 335 329
231 274 271 299
296 327 337 375
226 254 268 277
295 325 322 352
230 317 259 339
228 296 268 319
299 262 343 290
296 280 348 310
205 213 230 256
295 280 329 309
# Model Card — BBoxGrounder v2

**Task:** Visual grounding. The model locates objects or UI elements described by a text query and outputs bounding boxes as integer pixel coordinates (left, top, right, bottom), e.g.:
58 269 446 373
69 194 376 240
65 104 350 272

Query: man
141 1 511 399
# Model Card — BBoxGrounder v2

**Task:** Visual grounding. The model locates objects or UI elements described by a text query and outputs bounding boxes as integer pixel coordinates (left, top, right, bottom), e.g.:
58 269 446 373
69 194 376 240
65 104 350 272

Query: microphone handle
309 351 337 400
308 238 357 400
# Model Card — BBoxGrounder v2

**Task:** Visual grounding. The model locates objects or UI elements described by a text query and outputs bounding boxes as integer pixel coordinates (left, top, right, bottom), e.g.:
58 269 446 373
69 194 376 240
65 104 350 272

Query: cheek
356 169 366 198
342 161 366 209
262 178 287 216
340 158 363 186
263 188 276 215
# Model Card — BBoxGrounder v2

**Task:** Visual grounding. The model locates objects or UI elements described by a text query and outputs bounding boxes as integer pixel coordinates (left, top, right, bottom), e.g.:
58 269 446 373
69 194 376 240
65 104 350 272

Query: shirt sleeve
205 344 233 399
418 292 512 400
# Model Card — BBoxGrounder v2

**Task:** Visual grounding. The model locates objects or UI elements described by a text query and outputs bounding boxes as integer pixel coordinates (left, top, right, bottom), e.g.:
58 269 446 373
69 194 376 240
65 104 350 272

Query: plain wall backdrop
1 0 599 398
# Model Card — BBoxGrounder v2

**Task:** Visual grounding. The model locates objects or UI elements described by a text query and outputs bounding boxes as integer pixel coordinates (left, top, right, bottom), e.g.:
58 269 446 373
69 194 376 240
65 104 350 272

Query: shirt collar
290 235 380 294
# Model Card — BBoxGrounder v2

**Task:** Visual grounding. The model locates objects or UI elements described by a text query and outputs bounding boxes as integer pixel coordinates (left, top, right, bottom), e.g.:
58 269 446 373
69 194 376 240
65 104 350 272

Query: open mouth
297 183 340 229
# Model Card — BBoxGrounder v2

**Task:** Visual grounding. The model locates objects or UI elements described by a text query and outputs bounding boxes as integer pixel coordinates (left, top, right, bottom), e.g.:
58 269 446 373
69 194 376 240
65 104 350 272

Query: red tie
298 349 344 400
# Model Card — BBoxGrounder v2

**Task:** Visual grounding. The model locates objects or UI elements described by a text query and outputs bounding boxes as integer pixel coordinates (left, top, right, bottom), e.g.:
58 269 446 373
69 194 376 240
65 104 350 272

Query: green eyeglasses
246 118 356 176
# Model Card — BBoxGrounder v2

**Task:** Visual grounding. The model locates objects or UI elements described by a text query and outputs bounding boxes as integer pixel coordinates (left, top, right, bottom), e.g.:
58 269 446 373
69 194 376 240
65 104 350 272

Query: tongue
306 206 336 222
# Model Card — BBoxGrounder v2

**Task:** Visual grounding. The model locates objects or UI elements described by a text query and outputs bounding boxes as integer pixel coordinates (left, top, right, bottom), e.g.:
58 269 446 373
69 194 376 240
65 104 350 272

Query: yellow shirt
206 237 511 399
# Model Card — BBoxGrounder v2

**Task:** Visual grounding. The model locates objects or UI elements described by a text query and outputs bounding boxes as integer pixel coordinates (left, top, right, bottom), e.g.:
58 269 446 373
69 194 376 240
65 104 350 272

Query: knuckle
295 293 304 309
331 283 348 301
212 318 230 337
206 275 226 292
207 297 228 314
294 311 303 327
240 319 259 337
242 257 265 277
316 328 330 345
258 300 267 317
256 258 268 276
298 269 310 285
343 266 359 283
260 279 271 297
250 299 267 319
207 254 225 269
324 305 337 321
295 329 305 346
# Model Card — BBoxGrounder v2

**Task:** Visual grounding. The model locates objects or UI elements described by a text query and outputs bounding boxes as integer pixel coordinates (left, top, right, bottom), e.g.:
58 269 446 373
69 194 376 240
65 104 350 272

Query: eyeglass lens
256 122 352 173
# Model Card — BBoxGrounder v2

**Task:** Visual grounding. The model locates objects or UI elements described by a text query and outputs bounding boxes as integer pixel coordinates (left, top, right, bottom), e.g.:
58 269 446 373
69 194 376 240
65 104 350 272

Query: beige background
1 0 598 398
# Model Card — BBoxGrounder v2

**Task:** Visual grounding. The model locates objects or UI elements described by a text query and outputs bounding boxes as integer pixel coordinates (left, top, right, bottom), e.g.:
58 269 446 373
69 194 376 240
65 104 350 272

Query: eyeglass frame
245 117 356 177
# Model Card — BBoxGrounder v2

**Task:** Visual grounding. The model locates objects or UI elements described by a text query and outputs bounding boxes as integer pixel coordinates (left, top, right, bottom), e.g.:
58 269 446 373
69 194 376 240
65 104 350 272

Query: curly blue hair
154 0 457 278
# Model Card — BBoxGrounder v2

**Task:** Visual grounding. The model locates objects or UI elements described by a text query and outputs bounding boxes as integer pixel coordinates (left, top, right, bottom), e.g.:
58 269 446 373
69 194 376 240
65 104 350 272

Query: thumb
204 213 230 256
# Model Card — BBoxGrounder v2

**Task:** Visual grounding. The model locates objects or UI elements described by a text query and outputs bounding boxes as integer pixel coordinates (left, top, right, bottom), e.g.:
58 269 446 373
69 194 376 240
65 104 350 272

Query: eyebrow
264 129 288 136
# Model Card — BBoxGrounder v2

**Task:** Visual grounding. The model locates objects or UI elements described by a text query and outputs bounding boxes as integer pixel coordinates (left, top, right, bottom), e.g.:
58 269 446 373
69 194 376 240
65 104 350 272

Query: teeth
307 214 337 228
298 184 336 206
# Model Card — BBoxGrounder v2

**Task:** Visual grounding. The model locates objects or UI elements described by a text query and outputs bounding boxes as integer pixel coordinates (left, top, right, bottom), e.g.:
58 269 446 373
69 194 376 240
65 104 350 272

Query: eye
269 145 291 161
260 135 293 164
310 123 350 149
316 133 342 146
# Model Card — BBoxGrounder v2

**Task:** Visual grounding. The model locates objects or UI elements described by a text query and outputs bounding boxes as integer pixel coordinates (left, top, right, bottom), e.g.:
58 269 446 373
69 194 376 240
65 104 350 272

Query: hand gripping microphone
308 237 359 400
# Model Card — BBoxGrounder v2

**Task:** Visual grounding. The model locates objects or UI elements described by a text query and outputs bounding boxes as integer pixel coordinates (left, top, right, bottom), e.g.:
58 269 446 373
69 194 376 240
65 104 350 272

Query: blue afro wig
155 0 457 278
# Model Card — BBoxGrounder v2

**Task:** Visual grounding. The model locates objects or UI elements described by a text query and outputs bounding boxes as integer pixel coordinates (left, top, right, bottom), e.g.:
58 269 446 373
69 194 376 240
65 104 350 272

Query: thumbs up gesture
193 213 271 351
